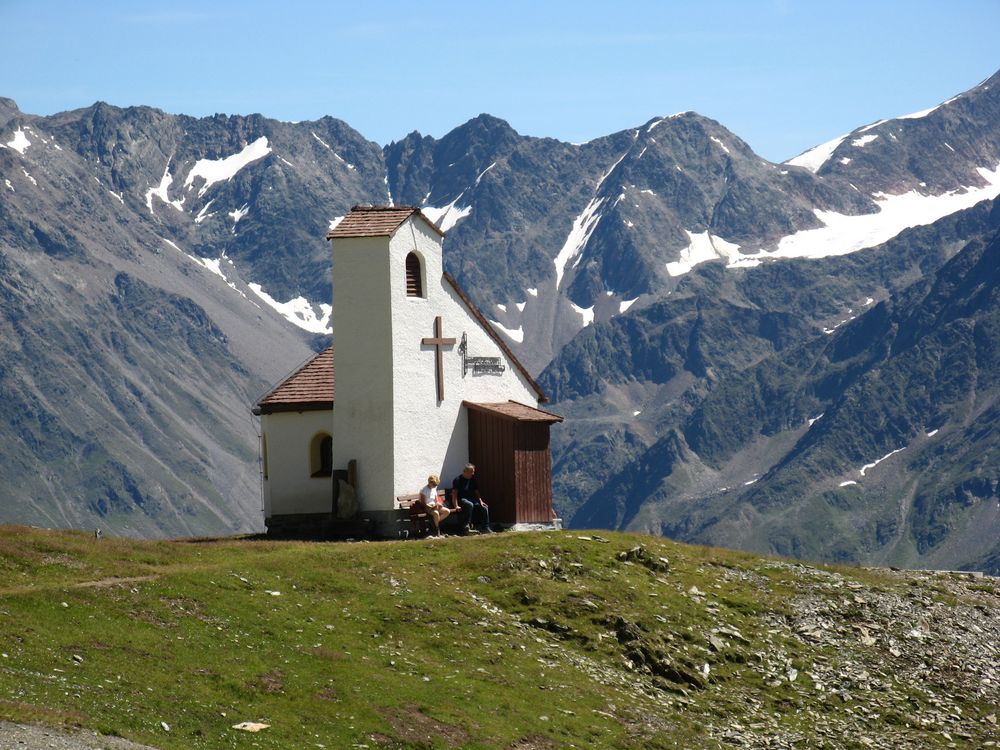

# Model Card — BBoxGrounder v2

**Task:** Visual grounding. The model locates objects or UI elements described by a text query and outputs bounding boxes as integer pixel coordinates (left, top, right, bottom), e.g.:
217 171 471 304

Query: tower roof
326 205 444 239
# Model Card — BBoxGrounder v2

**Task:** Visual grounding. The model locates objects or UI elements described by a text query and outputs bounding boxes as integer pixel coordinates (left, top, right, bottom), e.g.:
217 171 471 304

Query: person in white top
418 474 451 535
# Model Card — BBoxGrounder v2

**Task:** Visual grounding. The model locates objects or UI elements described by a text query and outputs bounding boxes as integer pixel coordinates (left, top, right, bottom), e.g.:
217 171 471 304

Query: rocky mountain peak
0 97 20 126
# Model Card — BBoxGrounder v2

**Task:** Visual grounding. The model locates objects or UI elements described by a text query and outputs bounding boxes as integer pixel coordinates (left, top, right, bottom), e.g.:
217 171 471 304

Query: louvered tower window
405 252 424 298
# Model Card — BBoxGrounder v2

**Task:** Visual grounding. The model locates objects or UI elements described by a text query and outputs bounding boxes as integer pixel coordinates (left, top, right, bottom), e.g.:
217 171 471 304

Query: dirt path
0 721 159 750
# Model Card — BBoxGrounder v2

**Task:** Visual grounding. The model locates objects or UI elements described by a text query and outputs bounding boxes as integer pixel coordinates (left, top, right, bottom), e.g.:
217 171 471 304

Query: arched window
310 433 333 478
405 252 424 298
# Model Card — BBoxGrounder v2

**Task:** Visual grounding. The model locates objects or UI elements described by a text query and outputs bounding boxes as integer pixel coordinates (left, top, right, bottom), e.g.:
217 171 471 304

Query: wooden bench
396 490 455 538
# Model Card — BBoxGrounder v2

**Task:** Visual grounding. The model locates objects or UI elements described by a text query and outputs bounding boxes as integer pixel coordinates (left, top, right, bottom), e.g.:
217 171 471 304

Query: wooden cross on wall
421 316 456 402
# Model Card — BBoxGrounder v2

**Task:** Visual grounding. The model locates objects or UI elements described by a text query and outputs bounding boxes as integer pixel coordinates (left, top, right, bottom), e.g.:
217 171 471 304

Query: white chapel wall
389 218 539 502
262 410 334 517
330 236 396 509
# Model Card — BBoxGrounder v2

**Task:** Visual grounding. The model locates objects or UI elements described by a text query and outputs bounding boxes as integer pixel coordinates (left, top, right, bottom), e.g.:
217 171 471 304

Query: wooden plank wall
468 410 555 525
514 423 553 523
468 410 516 524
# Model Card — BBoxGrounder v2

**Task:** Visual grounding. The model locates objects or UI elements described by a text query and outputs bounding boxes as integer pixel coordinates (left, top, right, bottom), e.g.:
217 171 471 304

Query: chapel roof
463 401 564 423
255 346 333 414
326 205 444 239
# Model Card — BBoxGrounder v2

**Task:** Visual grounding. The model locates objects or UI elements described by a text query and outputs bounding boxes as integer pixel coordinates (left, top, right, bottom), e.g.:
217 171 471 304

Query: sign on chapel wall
459 333 505 375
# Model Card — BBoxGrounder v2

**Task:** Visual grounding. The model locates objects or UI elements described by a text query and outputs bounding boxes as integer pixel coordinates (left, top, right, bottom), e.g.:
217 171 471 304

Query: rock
615 545 669 572
232 722 270 732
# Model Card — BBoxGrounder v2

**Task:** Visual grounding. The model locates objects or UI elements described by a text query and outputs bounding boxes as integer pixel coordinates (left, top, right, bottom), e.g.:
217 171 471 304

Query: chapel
253 205 562 538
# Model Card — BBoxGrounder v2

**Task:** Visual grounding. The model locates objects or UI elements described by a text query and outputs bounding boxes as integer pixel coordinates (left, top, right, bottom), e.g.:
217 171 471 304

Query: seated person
451 463 492 533
418 474 450 536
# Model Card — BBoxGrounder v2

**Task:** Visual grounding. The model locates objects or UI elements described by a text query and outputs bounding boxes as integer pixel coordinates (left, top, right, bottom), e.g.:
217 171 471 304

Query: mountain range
1 69 998 570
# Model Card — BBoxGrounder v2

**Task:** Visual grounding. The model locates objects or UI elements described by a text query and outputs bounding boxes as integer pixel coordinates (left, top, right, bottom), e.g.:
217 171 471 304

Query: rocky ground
0 721 158 750
706 563 999 748
472 539 1000 749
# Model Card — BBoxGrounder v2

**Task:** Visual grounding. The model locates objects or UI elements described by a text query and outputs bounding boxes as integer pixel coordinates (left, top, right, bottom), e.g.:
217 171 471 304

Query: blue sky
2 1 997 162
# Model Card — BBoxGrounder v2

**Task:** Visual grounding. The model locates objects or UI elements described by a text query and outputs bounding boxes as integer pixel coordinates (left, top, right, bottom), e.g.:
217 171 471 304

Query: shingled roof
463 401 564 423
326 205 444 239
256 347 333 414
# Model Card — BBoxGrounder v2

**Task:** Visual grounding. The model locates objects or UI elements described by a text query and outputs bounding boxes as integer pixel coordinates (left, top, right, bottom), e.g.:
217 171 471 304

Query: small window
261 435 269 480
405 252 423 298
310 433 333 478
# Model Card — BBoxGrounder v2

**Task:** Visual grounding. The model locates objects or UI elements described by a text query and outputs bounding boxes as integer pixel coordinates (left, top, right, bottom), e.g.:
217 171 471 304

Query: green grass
0 526 995 749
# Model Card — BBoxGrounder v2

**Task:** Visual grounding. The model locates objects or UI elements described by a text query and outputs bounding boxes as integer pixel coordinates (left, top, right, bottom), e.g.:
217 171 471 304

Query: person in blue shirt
451 463 493 533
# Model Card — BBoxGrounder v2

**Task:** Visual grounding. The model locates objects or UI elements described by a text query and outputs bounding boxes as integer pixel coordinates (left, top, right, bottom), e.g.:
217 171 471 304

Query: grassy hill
0 526 996 749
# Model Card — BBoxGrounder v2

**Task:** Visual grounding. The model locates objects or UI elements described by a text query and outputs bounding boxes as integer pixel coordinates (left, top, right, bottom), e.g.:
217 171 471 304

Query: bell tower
326 206 446 529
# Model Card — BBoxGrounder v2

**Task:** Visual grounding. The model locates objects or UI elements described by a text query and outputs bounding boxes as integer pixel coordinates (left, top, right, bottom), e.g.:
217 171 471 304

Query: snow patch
194 199 216 224
666 230 742 277
926 429 939 438
733 164 1000 265
159 237 182 253
710 136 730 154
619 297 638 314
474 162 496 186
898 105 939 120
109 191 124 205
4 179 13 192
553 150 628 288
422 195 472 234
526 288 538 297
191 255 228 280
808 413 824 426
515 301 526 312
496 303 507 313
249 283 332 334
859 119 887 133
229 203 249 225
859 447 905 477
839 480 858 487
21 169 36 186
5 128 30 154
489 320 524 343
785 132 848 173
145 164 185 214
553 196 603 287
839 157 852 165
570 302 594 327
852 134 878 148
184 137 271 197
